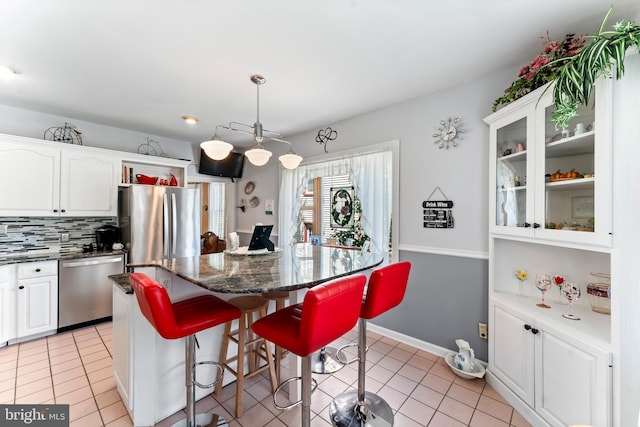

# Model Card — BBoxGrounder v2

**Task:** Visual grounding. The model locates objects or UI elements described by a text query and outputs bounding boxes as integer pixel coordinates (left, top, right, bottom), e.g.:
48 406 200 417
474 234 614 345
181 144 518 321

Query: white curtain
279 150 392 259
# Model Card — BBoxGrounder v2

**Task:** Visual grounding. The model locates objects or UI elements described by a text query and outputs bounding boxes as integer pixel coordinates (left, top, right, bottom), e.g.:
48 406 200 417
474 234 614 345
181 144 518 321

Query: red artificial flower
554 275 564 285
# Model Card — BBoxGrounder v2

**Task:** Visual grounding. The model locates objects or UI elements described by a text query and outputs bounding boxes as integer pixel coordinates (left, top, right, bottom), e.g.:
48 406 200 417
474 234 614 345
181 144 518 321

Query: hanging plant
551 7 640 130
493 7 640 131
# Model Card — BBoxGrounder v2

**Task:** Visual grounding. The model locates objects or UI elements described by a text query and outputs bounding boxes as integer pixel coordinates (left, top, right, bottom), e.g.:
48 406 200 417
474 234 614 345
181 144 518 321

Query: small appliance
95 225 120 251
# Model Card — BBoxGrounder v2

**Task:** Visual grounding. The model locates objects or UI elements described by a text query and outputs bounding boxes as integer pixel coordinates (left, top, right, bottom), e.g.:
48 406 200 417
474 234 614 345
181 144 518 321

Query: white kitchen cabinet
0 264 17 345
485 79 612 248
490 299 611 427
16 261 58 339
0 134 120 217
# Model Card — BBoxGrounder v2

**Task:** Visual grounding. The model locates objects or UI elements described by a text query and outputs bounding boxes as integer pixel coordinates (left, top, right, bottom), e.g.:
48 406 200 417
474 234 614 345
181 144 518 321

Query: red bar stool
329 261 412 427
129 272 241 427
252 275 367 427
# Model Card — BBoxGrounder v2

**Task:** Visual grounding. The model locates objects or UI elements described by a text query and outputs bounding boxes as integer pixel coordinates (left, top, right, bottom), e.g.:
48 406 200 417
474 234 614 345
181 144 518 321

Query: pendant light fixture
200 74 303 169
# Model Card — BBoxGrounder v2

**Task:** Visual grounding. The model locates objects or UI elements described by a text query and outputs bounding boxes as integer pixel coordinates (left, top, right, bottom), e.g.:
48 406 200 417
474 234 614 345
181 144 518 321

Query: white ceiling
1 1 638 147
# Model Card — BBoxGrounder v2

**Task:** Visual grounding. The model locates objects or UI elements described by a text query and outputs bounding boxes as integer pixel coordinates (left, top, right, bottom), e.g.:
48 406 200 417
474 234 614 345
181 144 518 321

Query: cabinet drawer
17 261 57 279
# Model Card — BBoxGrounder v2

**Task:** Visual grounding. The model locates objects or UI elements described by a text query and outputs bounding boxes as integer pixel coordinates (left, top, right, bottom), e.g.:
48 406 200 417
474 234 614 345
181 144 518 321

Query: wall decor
330 186 354 228
244 181 255 195
249 196 260 208
265 199 274 215
137 137 169 157
315 127 338 153
423 186 455 228
43 122 83 145
432 117 467 149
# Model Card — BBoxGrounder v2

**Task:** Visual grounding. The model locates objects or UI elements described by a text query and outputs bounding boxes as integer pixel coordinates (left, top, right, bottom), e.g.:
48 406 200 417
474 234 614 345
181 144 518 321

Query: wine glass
535 273 552 308
562 282 581 320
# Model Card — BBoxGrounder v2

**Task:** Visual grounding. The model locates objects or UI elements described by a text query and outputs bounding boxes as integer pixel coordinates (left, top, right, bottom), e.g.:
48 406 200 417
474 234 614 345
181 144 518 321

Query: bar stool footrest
329 390 394 427
335 342 369 365
273 376 318 411
193 361 225 389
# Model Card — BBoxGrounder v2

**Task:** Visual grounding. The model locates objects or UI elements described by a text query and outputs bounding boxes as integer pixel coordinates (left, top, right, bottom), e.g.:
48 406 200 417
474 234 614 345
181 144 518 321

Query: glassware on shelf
535 273 552 308
562 282 582 320
515 268 529 297
552 274 566 303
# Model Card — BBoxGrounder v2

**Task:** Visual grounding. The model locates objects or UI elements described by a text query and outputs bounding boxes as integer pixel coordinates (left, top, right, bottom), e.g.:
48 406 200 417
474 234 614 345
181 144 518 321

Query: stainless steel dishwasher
58 254 124 329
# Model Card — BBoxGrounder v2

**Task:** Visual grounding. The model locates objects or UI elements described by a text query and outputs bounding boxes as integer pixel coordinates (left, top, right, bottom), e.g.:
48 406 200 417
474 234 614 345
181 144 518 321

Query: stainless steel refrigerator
118 186 200 264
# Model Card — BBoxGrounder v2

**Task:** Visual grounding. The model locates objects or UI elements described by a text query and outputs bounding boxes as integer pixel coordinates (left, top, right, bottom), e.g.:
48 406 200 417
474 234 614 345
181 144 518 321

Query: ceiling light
200 133 233 160
200 74 303 168
182 115 198 124
245 144 272 166
0 66 18 79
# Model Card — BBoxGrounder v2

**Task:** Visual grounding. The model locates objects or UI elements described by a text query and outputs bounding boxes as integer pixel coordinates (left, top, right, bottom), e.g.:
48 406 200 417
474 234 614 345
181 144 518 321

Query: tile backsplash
0 217 117 255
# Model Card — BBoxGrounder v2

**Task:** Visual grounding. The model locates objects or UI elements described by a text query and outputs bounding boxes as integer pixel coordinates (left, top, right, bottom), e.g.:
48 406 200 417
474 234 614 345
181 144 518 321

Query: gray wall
382 250 489 361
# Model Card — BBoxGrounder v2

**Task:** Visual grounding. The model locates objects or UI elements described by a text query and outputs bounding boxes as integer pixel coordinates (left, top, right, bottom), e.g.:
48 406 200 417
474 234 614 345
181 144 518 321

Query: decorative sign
330 186 354 228
315 127 338 153
423 187 455 229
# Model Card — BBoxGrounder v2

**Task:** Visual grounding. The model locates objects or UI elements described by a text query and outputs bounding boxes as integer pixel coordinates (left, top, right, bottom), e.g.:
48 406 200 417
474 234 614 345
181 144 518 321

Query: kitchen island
111 244 383 426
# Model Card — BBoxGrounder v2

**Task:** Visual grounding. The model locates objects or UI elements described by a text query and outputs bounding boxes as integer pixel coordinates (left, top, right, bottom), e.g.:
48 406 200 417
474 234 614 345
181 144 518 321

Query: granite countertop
126 244 384 294
109 273 132 294
0 250 126 266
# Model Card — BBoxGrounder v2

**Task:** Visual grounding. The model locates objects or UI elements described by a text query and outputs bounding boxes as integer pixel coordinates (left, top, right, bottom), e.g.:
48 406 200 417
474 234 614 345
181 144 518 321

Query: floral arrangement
330 197 370 247
515 268 529 282
492 32 586 113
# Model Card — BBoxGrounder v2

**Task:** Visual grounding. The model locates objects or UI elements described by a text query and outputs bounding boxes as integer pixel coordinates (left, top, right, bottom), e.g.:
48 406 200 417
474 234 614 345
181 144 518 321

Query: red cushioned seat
130 272 241 340
252 275 366 358
360 260 411 319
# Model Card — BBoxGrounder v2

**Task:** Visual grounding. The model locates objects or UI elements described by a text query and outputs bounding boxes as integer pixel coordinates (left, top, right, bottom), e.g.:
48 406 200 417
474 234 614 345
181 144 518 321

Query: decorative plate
249 196 260 208
244 181 255 195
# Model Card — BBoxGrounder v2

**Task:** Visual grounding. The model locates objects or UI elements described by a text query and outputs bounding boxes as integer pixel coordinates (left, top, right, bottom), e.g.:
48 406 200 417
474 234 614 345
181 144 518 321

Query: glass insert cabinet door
496 117 528 228
535 80 612 247
492 104 536 237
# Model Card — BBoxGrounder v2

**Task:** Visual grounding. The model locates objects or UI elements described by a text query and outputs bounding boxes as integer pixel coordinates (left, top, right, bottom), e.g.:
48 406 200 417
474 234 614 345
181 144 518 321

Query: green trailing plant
493 6 640 131
551 7 640 129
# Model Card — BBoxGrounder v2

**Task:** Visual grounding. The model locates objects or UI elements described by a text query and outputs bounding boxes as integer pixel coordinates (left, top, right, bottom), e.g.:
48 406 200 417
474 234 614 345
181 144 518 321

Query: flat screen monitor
198 149 245 179
248 225 274 251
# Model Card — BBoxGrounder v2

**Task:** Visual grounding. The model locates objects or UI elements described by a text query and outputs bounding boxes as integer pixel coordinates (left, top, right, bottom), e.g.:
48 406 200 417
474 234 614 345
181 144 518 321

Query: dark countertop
0 250 126 266
127 244 384 294
109 273 132 294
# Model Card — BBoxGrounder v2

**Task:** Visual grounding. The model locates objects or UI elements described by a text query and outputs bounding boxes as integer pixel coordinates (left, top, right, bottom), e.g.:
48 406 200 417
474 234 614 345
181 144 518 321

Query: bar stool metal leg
310 346 344 374
329 319 394 427
175 335 228 427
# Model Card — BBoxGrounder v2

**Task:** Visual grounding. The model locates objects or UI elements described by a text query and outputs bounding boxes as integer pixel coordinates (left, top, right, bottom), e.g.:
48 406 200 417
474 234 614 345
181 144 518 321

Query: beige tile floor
0 322 532 427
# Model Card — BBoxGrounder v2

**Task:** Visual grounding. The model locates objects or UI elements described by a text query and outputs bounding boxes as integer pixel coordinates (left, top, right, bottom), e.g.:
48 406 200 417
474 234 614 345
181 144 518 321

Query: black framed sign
423 187 454 229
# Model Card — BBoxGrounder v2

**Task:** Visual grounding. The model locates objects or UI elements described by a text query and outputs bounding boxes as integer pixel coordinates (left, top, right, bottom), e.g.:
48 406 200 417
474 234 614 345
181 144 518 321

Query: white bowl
444 352 486 380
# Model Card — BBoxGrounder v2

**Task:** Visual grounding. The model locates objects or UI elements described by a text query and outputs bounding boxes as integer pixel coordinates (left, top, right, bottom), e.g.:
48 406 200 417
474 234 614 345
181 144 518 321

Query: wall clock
433 117 466 149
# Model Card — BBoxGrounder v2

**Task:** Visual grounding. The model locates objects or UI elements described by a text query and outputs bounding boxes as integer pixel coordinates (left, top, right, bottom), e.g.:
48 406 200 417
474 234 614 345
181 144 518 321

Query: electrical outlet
60 233 70 243
0 224 7 235
478 322 488 340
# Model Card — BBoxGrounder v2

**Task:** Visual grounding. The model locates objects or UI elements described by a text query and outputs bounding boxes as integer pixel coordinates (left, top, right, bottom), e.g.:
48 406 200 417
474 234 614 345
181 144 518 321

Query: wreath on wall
330 187 354 228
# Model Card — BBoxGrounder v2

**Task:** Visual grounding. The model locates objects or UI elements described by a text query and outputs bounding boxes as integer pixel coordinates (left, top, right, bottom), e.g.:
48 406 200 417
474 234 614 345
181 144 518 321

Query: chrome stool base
171 413 229 427
310 346 344 374
329 390 394 427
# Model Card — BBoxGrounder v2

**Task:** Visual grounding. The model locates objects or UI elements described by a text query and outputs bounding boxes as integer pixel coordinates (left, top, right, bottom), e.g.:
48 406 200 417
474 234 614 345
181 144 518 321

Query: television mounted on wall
198 149 245 180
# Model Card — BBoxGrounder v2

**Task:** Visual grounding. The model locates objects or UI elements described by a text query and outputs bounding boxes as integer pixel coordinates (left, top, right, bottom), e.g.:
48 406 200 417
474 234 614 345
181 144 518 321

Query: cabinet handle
524 222 531 228
53 209 58 213
61 209 66 213
18 285 24 290
524 324 531 331
533 223 541 229
35 268 41 272
531 328 539 334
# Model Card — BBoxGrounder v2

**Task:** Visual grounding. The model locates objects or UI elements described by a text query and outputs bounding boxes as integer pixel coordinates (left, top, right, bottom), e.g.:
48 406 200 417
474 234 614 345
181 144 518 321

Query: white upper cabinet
485 79 612 248
0 134 119 217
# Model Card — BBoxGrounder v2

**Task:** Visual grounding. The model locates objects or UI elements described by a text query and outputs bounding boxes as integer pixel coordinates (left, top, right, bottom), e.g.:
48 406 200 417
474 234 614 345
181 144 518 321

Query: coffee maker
95 225 120 251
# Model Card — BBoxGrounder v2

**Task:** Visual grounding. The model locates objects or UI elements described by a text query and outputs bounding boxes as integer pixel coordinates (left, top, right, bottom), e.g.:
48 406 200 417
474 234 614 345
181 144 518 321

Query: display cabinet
487 80 612 248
